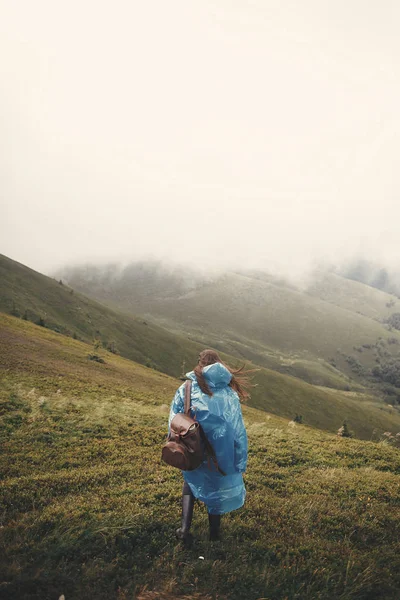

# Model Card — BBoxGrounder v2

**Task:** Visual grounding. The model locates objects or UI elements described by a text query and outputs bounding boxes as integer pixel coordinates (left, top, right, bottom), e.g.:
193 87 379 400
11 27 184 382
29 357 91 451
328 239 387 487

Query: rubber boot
208 513 221 541
176 484 194 546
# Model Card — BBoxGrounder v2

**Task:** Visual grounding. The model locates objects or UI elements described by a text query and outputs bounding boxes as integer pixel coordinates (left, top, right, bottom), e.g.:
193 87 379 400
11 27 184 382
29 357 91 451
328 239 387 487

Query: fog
1 1 400 280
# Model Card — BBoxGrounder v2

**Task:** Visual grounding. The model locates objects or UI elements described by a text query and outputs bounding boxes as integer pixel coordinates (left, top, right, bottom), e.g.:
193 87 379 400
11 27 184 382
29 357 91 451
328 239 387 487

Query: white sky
1 0 399 276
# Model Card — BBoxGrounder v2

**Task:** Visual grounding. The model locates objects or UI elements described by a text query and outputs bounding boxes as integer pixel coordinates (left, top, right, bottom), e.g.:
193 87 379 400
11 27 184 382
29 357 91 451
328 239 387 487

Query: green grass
1 315 400 599
249 365 400 441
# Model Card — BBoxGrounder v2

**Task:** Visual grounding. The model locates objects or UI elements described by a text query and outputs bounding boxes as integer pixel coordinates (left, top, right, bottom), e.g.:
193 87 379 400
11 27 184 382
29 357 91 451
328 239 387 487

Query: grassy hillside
250 366 400 441
306 271 399 320
0 253 203 378
138 270 400 363
2 313 400 440
0 254 360 427
167 326 355 391
1 316 400 599
61 262 400 390
3 252 400 436
236 268 399 321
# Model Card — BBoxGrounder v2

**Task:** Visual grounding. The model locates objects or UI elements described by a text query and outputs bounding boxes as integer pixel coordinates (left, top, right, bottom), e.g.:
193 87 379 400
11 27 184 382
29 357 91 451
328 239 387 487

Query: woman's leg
176 481 195 543
208 513 221 541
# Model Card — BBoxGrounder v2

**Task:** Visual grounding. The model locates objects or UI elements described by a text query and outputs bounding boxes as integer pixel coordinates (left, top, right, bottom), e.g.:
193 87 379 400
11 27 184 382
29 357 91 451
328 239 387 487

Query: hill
2 254 400 438
1 313 399 599
59 261 400 393
2 302 400 441
306 270 399 321
236 267 399 322
0 253 202 378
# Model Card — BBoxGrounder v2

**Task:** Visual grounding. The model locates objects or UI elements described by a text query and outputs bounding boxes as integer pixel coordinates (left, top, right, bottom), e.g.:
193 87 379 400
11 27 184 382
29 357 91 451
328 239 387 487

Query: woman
168 349 250 543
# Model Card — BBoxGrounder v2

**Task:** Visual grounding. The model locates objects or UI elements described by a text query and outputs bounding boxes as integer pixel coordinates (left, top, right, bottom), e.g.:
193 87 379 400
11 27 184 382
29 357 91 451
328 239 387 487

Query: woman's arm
168 384 185 431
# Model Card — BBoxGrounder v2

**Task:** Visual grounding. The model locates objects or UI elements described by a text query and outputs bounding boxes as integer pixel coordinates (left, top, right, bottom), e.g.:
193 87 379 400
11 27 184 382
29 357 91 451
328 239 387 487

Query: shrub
372 359 400 388
88 339 106 363
385 313 400 331
88 354 105 364
337 421 353 438
344 355 365 376
381 431 400 447
107 341 118 354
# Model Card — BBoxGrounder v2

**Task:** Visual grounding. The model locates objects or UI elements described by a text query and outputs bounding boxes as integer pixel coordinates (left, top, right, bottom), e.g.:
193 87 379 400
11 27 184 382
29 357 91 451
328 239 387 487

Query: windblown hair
194 349 254 402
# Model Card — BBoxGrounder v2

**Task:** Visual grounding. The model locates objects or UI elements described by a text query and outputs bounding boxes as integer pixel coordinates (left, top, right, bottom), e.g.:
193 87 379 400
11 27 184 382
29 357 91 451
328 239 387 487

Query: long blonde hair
193 349 253 402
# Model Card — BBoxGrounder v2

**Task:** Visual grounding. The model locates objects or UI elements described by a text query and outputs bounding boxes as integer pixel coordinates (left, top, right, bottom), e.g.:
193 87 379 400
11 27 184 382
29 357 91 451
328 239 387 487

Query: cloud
1 0 400 278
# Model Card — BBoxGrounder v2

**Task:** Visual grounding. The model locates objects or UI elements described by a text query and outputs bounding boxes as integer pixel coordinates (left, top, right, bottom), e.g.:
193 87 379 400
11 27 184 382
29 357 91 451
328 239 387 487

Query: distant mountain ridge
59 260 400 393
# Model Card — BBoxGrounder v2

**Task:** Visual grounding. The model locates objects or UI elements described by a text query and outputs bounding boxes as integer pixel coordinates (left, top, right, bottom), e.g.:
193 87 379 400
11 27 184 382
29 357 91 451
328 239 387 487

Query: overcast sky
1 0 399 277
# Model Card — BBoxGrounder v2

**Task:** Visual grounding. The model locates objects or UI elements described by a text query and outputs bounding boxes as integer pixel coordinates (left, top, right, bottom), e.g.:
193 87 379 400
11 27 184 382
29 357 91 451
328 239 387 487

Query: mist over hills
338 259 400 298
59 259 400 400
58 258 400 322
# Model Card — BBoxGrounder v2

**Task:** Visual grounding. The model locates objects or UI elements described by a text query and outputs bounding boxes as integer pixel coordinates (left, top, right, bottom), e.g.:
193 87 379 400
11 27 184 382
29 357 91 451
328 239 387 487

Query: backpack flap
169 413 199 440
162 409 204 471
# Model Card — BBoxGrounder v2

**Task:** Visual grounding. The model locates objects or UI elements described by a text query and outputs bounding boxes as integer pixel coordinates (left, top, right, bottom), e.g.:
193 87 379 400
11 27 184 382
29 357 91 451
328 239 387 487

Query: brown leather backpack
161 380 226 475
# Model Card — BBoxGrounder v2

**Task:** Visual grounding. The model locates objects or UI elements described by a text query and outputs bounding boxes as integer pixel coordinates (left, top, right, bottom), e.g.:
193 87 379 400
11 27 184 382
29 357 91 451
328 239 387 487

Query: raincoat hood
186 363 232 388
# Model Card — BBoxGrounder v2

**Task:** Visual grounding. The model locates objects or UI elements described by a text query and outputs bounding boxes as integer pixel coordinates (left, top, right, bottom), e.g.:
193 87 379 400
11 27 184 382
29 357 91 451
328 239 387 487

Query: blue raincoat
168 363 248 515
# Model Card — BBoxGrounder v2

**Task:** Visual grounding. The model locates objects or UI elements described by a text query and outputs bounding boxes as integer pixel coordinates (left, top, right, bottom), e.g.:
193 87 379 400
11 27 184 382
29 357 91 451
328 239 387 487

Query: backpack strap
184 379 192 415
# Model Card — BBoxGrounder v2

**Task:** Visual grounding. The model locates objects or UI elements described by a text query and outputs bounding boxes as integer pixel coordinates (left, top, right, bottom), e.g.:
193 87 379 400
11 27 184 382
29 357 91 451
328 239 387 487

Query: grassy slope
0 253 203 378
250 363 400 440
0 254 354 425
2 313 400 440
168 326 355 391
306 271 399 320
3 252 400 436
61 264 400 379
1 316 400 599
149 272 400 363
237 268 399 322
